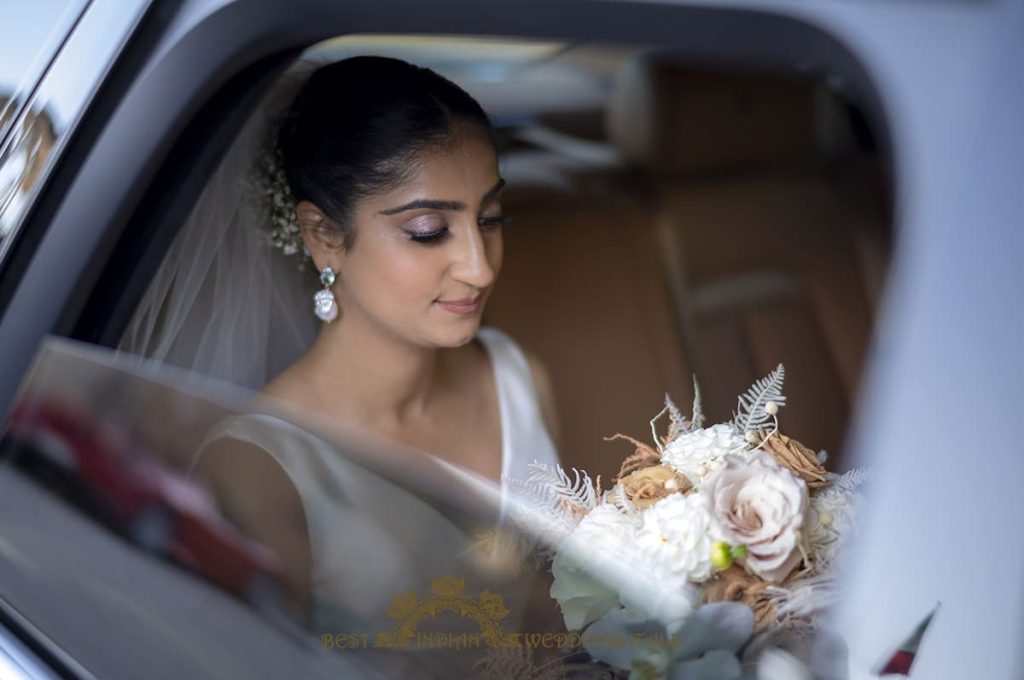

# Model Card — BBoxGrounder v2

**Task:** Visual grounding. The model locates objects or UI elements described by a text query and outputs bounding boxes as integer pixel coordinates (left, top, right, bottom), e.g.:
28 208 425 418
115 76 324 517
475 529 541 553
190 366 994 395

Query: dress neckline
473 327 510 487
202 329 511 489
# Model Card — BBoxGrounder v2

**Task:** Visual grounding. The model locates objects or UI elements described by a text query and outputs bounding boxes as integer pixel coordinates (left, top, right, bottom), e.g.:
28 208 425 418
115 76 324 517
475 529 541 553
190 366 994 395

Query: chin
436 321 482 348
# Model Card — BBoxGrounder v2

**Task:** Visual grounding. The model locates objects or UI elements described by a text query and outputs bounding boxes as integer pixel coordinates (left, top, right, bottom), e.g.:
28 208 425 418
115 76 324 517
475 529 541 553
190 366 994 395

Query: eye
403 213 449 244
408 227 449 244
478 213 511 230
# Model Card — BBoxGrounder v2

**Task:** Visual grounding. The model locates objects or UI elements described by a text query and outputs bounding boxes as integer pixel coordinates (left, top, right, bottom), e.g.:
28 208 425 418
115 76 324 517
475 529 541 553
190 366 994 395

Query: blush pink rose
702 451 809 582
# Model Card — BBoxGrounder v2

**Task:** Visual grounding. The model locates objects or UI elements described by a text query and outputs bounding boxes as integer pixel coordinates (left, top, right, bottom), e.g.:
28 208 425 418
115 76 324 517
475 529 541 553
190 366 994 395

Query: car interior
26 30 892 546
269 35 893 482
10 0 1024 676
0 18 896 679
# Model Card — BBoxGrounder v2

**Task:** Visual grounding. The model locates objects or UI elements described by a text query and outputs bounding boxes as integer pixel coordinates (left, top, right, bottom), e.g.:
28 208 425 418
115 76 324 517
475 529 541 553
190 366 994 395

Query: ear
296 200 346 268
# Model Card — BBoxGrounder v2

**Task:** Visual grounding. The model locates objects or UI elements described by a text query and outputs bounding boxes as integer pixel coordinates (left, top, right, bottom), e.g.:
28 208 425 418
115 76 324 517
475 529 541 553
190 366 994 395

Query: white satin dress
190 326 561 639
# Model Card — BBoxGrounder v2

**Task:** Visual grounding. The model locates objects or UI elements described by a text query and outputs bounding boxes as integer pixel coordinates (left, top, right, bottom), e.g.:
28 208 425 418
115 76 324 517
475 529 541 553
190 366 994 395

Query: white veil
118 59 326 390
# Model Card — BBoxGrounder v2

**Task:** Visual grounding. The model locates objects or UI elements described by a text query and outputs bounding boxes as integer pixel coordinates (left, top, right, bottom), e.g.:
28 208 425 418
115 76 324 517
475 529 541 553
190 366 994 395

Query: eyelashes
409 231 446 244
408 214 511 245
480 214 512 228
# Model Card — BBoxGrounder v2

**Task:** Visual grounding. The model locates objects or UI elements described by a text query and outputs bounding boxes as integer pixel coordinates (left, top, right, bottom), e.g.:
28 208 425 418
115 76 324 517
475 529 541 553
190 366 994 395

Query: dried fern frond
732 364 786 434
606 483 640 518
460 526 550 576
503 475 582 546
527 462 600 515
661 377 706 446
502 463 601 545
690 375 706 430
830 466 869 492
813 467 869 506
766 573 841 623
664 392 686 443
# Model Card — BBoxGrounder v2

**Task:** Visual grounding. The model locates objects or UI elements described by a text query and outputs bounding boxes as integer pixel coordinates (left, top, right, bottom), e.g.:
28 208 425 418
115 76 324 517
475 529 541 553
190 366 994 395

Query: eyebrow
378 178 506 216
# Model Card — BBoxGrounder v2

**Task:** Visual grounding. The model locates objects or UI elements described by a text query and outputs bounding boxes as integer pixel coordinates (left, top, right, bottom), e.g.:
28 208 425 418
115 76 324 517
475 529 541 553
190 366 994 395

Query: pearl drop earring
314 266 339 322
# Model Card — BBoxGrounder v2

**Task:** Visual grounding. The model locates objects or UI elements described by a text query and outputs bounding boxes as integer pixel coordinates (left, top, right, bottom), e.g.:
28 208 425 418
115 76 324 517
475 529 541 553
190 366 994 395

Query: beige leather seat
606 55 888 466
483 183 692 482
486 54 888 476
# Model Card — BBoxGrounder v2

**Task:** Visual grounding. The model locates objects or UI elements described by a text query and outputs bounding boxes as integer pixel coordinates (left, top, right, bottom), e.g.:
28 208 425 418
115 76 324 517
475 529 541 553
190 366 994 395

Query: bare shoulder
194 436 312 619
195 437 304 517
193 436 310 563
521 346 562 447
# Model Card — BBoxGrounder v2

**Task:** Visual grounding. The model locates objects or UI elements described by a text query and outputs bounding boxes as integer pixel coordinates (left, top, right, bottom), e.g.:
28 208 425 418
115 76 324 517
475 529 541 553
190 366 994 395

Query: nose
448 220 497 289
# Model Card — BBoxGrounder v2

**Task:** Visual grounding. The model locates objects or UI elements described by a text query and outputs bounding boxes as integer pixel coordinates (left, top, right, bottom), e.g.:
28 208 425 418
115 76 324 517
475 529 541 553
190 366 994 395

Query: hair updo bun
277 55 494 251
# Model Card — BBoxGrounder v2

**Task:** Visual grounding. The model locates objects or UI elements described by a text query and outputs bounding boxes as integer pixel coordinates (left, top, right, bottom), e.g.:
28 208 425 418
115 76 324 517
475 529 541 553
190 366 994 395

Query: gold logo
375 575 519 649
320 574 676 655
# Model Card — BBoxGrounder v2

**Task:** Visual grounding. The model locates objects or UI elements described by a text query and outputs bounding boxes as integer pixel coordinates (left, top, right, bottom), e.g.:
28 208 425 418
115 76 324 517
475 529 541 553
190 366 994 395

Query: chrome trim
0 618 59 679
0 594 96 680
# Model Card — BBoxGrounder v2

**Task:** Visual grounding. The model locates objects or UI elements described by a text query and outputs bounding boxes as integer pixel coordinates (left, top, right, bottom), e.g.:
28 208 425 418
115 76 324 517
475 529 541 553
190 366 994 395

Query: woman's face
330 130 505 348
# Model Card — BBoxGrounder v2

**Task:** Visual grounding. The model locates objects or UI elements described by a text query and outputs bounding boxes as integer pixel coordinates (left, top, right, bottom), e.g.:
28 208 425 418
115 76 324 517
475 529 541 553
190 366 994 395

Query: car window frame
0 600 79 680
0 2 896 676
5 0 1024 675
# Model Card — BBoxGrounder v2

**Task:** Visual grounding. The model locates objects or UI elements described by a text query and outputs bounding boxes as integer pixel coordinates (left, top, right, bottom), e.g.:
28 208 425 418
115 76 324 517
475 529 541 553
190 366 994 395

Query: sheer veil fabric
118 60 323 389
116 53 562 502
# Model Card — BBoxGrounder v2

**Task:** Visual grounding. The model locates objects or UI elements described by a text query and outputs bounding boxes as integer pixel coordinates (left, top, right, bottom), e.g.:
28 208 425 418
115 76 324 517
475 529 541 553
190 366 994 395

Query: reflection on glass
0 1 151 268
0 0 83 256
0 1 85 143
0 338 571 678
0 99 56 244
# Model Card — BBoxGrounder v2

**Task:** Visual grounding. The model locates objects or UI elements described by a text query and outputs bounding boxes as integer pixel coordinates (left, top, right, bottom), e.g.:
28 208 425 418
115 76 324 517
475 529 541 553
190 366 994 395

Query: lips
436 295 481 314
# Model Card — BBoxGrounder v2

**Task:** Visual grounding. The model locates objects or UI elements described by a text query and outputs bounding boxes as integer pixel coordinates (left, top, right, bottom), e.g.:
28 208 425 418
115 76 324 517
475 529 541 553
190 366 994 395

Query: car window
0 337 558 678
0 1 87 250
0 15 897 677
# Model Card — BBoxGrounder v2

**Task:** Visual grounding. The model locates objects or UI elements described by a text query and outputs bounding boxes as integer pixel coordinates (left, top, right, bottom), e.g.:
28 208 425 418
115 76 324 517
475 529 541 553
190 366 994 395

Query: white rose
550 504 641 631
701 451 808 582
661 424 749 486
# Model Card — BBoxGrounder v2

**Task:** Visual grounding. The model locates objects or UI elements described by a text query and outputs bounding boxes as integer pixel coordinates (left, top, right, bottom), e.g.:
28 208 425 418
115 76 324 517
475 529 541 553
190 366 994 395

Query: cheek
350 240 444 302
488 234 504 276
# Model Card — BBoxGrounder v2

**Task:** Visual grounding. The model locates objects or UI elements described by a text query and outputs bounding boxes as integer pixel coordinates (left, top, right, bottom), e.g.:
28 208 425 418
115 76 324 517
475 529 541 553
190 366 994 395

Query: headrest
606 52 819 174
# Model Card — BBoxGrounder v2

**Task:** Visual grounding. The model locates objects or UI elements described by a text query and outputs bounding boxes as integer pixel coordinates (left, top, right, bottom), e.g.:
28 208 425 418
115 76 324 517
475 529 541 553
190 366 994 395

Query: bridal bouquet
506 366 866 678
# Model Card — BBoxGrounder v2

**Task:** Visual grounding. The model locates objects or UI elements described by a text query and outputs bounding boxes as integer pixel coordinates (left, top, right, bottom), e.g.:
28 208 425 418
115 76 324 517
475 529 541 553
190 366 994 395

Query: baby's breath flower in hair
248 116 308 265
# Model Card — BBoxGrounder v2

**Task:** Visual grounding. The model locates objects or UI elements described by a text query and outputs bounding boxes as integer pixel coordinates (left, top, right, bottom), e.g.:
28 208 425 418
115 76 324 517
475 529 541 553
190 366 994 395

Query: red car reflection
3 397 285 614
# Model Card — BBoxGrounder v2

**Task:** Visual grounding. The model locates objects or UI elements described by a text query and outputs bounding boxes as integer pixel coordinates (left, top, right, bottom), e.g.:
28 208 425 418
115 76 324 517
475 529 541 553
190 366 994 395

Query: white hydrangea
634 493 716 585
606 493 712 634
660 423 749 487
550 500 704 636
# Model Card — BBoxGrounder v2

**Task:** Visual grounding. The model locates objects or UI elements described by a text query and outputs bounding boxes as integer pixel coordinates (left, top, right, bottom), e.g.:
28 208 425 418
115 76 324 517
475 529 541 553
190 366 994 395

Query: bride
120 55 562 637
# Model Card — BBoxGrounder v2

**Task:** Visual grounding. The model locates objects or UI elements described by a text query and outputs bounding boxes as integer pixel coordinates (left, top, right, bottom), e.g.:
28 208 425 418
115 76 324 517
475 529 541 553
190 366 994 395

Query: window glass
0 338 556 678
0 1 85 139
0 0 86 253
8 29 892 677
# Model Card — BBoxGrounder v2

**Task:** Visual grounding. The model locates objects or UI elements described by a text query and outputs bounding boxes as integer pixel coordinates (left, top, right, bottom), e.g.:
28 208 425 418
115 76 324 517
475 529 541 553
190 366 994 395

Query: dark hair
277 56 494 250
